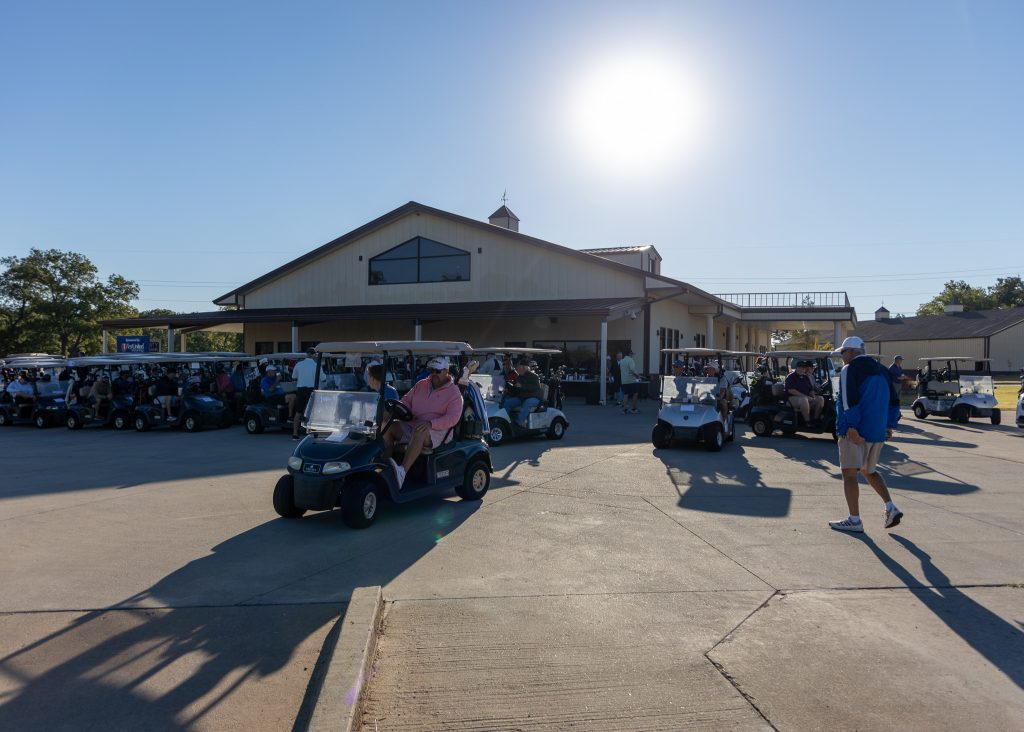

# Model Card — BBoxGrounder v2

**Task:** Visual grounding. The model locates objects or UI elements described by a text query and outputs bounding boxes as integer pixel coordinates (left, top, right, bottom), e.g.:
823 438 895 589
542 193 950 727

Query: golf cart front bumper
290 470 342 511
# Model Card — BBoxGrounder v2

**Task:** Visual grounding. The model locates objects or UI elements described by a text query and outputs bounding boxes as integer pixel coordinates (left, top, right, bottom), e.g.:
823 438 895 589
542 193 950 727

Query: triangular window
369 237 471 285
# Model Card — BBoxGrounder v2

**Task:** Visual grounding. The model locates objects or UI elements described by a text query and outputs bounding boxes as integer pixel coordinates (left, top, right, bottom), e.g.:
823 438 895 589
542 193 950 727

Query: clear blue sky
2 0 1021 320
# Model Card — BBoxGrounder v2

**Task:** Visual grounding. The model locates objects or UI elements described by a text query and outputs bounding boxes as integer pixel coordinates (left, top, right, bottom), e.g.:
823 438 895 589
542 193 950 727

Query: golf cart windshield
959 374 994 395
36 381 65 397
468 373 501 401
661 376 719 405
305 390 380 434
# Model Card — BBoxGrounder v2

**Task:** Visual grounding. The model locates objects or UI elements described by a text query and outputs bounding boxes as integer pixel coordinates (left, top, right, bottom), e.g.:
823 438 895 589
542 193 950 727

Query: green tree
916 280 994 315
989 276 1024 308
0 249 138 356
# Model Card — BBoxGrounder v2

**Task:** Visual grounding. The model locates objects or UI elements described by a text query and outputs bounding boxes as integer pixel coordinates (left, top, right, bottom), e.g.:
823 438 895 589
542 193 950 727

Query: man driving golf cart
501 359 545 428
785 359 825 426
652 348 738 451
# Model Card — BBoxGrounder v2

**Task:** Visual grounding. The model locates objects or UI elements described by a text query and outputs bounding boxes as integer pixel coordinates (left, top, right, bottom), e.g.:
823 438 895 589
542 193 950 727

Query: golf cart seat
771 383 786 398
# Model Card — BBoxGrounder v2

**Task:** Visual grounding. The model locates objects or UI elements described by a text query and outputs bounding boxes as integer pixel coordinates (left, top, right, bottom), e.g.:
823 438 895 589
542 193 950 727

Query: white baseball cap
427 356 449 371
833 336 866 355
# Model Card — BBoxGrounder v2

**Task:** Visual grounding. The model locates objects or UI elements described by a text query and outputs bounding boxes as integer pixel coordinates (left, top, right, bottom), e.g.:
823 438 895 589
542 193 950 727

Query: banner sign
116 336 150 354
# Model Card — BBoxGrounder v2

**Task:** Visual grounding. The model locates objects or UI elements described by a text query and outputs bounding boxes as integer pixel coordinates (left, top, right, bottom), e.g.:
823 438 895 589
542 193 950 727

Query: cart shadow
0 499 479 731
853 532 1023 690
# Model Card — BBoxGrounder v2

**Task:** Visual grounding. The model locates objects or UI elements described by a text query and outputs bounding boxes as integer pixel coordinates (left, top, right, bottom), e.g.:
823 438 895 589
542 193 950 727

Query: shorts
838 436 883 473
294 387 313 413
400 420 450 449
621 382 640 396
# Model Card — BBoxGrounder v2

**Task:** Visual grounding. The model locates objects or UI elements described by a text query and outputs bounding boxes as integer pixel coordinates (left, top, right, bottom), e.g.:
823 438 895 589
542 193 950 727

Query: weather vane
501 189 508 206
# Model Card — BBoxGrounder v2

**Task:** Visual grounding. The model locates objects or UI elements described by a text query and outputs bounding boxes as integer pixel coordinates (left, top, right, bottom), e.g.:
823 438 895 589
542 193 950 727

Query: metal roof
854 306 1024 342
579 245 656 255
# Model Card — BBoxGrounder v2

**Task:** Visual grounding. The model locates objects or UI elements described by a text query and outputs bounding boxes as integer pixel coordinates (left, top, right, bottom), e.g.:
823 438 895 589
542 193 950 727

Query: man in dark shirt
888 356 905 392
785 360 823 424
502 360 544 428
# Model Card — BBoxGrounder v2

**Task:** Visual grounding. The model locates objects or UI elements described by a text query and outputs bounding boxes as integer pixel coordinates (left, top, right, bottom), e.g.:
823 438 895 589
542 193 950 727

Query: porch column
727 323 736 351
599 320 608 406
291 323 299 352
746 326 753 351
179 332 187 352
833 321 843 349
166 327 174 353
705 314 715 348
102 330 108 354
414 320 422 341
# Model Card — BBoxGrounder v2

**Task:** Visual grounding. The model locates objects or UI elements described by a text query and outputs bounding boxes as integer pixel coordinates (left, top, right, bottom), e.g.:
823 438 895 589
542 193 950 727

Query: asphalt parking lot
1 402 1022 731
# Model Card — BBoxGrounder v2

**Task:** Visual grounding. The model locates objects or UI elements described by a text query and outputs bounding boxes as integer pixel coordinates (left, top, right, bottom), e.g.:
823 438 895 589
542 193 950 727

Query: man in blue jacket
829 337 903 533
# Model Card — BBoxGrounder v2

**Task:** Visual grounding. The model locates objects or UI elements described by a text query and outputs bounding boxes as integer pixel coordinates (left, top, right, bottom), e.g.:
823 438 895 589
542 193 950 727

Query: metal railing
714 292 851 308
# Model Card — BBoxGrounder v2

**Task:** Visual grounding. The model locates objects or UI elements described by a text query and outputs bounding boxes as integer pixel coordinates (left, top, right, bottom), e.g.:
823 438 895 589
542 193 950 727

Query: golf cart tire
112 411 130 431
341 477 378 529
485 418 510 446
951 404 971 424
651 423 672 449
913 403 928 419
272 475 306 519
67 412 83 430
750 415 772 437
0 411 9 426
456 459 491 501
704 423 725 452
245 415 264 434
991 410 1001 425
134 413 150 432
34 413 48 429
546 418 567 440
725 415 736 442
182 412 201 433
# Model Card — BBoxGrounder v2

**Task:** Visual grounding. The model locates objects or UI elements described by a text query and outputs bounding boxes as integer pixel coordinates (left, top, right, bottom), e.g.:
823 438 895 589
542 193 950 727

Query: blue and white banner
116 336 150 354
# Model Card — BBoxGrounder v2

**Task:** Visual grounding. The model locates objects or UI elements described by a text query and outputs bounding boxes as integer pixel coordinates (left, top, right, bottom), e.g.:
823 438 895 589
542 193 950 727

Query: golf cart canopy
473 347 562 355
767 350 836 360
919 357 989 362
315 341 472 355
660 348 742 357
1 356 67 369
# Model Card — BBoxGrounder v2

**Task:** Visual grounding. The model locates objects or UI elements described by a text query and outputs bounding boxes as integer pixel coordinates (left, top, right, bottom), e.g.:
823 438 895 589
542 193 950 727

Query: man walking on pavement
829 336 904 533
618 349 641 414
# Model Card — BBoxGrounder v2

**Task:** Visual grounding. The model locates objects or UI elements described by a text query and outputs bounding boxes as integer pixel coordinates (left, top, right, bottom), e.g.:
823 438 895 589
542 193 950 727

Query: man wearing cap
260 365 295 416
383 356 463 488
785 360 824 426
290 347 326 440
830 336 903 533
889 355 906 392
501 359 544 428
704 361 731 423
671 359 688 394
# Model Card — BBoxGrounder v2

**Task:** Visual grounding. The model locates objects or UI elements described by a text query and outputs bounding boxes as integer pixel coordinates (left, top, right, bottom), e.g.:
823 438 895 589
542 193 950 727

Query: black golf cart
0 356 68 428
747 350 840 440
131 354 235 432
272 341 492 529
243 352 305 434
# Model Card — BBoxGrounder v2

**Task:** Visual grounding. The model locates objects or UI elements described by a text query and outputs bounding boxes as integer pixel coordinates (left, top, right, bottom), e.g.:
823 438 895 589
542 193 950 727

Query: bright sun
568 51 708 176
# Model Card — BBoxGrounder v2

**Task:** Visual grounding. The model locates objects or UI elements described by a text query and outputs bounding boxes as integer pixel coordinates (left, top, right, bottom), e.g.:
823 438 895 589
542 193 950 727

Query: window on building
277 341 292 353
254 341 273 355
369 237 470 285
533 339 631 375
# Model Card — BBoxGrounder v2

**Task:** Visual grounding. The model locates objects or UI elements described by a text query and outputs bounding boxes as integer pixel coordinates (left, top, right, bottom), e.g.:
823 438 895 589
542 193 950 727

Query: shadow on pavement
853 532 1023 690
0 498 480 730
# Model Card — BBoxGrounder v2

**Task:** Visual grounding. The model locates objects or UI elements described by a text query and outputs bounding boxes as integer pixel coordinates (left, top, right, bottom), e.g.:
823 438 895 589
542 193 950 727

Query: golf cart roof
660 348 741 357
767 350 837 359
316 340 471 355
1 356 67 368
919 356 989 362
473 347 562 355
67 356 155 367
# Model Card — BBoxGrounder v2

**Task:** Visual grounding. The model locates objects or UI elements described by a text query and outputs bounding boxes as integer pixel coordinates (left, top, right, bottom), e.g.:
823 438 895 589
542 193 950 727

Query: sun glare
568 51 708 177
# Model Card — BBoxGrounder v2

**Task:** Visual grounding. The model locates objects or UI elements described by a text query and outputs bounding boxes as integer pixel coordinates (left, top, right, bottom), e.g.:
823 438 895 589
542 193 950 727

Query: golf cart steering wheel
385 399 413 421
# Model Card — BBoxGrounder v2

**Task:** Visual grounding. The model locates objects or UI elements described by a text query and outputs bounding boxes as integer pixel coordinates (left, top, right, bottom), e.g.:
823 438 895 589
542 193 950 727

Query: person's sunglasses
428 368 443 374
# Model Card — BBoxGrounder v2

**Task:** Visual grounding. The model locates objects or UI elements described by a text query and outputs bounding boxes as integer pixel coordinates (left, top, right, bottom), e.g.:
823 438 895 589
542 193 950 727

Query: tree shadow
655 442 791 517
852 532 1023 690
0 498 479 730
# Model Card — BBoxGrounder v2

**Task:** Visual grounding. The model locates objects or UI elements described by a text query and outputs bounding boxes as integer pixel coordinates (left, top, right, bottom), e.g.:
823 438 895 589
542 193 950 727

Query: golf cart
1016 370 1023 428
722 351 757 421
243 352 305 434
64 355 143 430
651 348 737 451
0 356 68 428
912 357 1000 424
747 350 840 440
470 347 569 446
272 341 492 529
131 354 235 432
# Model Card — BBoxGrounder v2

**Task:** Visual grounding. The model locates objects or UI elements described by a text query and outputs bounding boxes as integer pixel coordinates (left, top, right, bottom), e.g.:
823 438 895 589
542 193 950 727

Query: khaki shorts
838 436 883 473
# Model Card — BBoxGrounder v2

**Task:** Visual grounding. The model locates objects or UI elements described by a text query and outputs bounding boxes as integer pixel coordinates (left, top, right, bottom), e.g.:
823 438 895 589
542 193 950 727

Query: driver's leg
402 422 432 472
790 395 810 422
811 395 824 420
382 421 403 459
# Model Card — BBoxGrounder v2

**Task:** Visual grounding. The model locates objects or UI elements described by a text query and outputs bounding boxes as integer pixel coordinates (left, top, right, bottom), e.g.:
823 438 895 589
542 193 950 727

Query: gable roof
488 204 519 221
853 306 1024 341
214 200 717 306
579 245 661 258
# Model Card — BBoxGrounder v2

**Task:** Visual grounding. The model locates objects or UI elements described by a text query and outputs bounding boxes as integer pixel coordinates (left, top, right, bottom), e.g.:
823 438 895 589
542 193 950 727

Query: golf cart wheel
703 422 725 452
456 459 491 501
182 412 201 433
341 478 378 529
651 423 672 449
272 475 305 518
34 413 48 429
951 404 971 424
750 415 772 437
485 418 510 446
112 411 129 431
66 412 83 430
134 413 150 432
0 411 9 426
245 415 264 434
912 403 928 419
546 418 567 440
991 410 1001 425
725 414 736 442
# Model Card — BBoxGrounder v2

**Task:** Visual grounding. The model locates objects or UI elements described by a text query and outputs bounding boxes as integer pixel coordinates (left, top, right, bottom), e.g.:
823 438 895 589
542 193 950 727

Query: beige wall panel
988 321 1024 372
863 338 985 366
242 213 644 309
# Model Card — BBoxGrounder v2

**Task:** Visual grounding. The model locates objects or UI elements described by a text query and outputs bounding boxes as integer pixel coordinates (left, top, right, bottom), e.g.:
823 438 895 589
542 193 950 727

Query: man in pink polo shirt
384 355 463 487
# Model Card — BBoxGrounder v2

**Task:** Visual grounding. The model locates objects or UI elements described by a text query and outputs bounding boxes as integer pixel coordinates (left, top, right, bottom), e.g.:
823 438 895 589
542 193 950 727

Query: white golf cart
470 347 569 446
651 348 737 451
912 357 1000 424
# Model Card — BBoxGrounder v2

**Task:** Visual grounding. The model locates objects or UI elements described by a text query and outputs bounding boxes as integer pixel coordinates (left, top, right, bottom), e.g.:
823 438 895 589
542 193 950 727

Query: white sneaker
884 506 904 529
389 458 406 488
829 518 864 533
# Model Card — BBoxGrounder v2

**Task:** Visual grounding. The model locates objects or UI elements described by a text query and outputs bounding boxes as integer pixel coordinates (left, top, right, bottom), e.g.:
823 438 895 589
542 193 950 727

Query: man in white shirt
290 347 326 439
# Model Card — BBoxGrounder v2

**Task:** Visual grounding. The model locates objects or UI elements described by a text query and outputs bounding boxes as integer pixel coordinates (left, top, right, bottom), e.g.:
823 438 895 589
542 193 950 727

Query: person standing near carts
618 349 641 414
290 347 325 440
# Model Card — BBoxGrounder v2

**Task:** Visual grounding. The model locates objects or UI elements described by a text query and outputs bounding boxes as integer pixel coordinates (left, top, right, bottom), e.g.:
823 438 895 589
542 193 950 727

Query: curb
306 585 383 732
